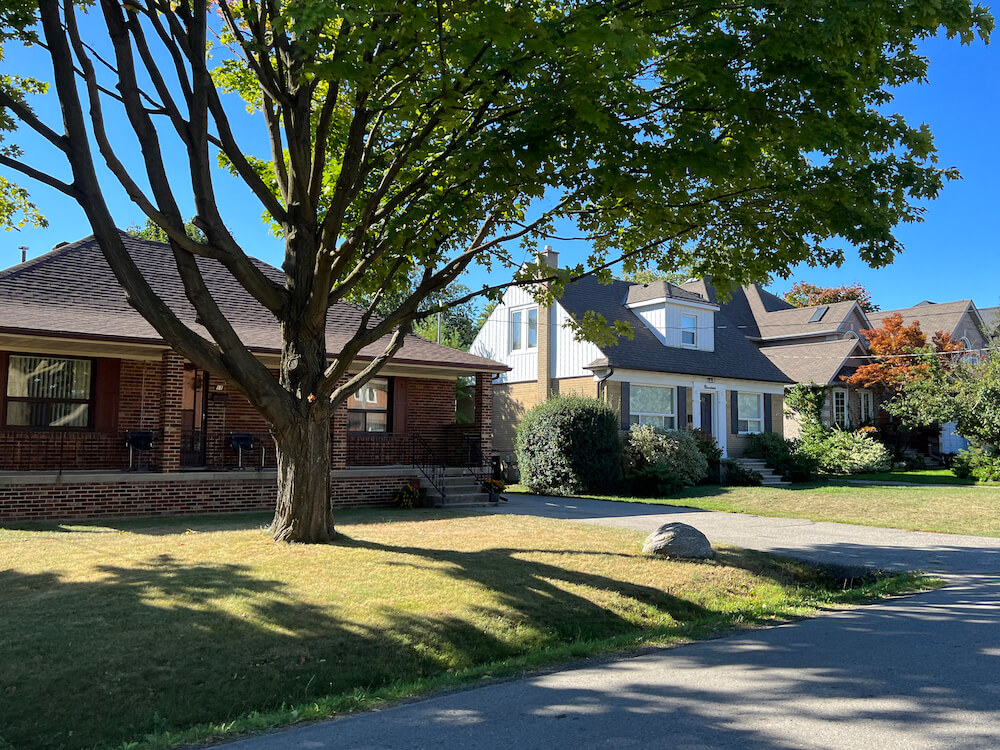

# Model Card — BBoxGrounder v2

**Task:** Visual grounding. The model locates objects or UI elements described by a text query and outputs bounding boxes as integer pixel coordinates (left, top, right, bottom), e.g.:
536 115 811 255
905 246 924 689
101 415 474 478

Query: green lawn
506 482 1000 538
0 510 926 750
846 469 999 486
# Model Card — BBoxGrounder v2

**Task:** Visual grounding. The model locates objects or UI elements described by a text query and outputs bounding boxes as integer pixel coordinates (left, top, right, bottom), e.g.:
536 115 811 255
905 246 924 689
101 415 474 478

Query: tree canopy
844 312 965 428
784 281 879 312
0 0 991 541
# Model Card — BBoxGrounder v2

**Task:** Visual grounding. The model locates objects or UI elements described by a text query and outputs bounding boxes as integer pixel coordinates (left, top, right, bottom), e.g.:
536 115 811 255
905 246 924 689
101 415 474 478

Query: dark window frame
346 376 393 433
3 352 97 430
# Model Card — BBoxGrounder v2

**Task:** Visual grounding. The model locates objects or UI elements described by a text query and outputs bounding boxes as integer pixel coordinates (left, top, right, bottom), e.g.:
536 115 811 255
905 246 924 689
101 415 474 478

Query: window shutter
94 358 121 431
620 382 631 429
730 391 739 434
764 393 772 433
676 386 687 429
391 378 407 433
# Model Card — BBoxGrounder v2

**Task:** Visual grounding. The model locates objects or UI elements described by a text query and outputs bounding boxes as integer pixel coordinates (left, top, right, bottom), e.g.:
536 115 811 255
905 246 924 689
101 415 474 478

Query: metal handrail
409 433 448 502
461 433 498 502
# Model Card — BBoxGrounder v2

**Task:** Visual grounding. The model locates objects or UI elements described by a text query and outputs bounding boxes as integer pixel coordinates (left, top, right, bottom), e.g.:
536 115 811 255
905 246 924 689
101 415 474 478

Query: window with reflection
347 377 390 432
5 355 94 428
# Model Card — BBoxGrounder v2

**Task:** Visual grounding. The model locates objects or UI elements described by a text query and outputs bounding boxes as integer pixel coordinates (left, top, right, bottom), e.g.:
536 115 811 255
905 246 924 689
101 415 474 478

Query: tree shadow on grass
0 537 723 750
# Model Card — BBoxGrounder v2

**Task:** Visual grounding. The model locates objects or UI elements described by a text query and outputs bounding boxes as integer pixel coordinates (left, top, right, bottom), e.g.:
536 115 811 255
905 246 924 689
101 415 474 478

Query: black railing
0 427 482 480
409 433 447 500
461 433 496 501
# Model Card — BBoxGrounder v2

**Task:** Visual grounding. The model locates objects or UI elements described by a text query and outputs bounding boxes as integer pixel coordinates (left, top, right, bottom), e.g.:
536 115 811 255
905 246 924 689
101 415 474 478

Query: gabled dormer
623 281 718 352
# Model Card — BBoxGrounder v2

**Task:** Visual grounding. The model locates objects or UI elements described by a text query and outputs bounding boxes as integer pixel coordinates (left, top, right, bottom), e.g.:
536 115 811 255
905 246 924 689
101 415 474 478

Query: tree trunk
270 410 335 543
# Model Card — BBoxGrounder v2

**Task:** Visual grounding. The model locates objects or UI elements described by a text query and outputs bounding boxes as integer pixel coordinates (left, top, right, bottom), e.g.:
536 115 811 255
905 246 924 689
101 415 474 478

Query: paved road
220 495 1000 750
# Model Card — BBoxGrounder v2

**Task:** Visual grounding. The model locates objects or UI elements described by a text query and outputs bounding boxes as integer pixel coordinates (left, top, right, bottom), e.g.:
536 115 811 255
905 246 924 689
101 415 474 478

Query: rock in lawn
642 522 714 559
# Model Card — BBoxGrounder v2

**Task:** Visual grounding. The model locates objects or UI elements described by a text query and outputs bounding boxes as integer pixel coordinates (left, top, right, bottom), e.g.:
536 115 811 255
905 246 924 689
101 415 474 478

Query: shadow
221 577 1000 750
1 523 752 750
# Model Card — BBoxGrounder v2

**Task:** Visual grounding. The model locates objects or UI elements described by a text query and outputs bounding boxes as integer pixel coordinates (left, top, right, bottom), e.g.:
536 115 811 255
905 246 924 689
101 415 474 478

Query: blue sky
3 28 997 314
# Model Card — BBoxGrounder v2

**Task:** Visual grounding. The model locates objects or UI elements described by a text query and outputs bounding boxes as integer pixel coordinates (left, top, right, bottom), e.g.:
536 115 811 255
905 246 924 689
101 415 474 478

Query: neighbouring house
692 284 991 456
678 281 876 437
979 306 999 337
0 233 506 522
469 251 792 466
865 299 990 455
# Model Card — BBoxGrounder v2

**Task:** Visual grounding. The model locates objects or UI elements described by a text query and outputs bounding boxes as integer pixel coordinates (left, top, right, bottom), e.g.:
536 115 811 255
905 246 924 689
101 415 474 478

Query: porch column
475 371 494 458
331 401 348 470
159 351 185 472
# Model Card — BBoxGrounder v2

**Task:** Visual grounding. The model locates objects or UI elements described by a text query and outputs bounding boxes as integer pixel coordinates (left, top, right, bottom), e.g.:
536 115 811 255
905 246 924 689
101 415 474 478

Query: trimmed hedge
515 395 623 495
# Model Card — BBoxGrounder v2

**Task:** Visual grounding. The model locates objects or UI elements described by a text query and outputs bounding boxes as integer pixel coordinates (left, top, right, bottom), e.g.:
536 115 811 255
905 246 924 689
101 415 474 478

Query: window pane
630 385 675 416
366 412 388 432
738 419 749 433
347 412 365 432
738 393 762 419
511 310 522 350
347 378 388 409
638 414 664 428
681 315 696 345
6 401 90 428
527 308 538 348
7 356 92 399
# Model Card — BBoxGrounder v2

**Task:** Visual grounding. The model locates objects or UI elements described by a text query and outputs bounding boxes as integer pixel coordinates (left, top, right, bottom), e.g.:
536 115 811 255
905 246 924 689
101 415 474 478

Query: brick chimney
536 246 558 404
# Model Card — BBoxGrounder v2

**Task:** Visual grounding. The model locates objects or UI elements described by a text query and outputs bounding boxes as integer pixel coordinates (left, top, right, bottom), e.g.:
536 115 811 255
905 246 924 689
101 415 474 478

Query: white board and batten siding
553 302 603 379
470 285 538 384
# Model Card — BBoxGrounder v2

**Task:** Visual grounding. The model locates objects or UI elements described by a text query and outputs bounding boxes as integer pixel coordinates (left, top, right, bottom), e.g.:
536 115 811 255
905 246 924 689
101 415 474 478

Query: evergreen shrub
515 396 623 495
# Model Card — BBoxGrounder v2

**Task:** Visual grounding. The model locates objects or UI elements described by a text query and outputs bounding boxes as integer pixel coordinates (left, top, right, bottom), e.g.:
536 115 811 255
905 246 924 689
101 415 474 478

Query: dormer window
681 315 697 346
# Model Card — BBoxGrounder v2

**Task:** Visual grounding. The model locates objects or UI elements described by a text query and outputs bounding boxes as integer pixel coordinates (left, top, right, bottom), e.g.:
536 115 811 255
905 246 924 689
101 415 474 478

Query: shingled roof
866 300 977 339
0 233 506 372
758 339 865 385
557 276 792 383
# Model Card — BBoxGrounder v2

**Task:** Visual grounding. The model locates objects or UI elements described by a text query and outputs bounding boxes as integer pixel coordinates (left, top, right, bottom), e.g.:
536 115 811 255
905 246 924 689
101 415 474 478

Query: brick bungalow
0 234 506 522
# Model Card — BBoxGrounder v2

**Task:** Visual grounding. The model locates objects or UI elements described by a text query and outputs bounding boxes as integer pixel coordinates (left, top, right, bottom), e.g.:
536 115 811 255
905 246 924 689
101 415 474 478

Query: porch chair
229 433 264 470
124 430 154 471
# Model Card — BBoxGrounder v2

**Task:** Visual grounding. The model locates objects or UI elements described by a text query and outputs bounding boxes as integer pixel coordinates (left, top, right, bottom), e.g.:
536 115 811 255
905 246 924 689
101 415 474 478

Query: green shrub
515 395 623 495
722 459 763 486
951 449 974 479
952 446 1000 482
691 428 723 484
814 429 892 474
622 426 708 495
746 432 819 482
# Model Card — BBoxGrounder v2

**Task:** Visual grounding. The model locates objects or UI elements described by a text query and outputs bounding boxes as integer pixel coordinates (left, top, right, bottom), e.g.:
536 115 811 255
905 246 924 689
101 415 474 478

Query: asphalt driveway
219 494 1000 750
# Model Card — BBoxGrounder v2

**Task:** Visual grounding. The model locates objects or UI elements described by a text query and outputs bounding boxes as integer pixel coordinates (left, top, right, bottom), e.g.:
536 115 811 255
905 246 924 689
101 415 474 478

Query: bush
814 429 892 474
691 428 723 484
623 426 708 495
722 459 763 486
515 395 623 495
746 432 820 483
952 446 1000 483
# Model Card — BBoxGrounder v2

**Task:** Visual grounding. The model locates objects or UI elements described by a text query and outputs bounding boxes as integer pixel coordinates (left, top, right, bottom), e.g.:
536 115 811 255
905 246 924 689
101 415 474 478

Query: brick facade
0 351 495 522
0 467 423 522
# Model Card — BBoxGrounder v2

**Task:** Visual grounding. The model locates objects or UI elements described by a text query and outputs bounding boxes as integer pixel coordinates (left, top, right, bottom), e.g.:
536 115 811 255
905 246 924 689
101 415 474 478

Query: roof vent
52 241 70 251
808 305 829 323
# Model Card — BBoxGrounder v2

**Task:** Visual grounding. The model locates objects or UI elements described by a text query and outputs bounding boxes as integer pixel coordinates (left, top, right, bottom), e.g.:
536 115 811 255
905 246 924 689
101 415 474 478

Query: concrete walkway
220 495 1000 750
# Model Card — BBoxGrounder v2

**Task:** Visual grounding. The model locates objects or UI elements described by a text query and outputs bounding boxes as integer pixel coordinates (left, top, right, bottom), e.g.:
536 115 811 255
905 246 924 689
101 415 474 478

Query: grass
0 510 927 750
505 481 1000 538
846 469 999 486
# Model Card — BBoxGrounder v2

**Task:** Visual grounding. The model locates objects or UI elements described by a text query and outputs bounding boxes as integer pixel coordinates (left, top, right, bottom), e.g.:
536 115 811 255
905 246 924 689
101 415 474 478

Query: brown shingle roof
753 301 864 341
758 339 866 385
624 280 711 306
866 300 974 338
0 234 507 372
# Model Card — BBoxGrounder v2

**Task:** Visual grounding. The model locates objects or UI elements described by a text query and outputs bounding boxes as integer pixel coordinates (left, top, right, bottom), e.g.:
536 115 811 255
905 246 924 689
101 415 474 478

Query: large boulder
642 522 714 559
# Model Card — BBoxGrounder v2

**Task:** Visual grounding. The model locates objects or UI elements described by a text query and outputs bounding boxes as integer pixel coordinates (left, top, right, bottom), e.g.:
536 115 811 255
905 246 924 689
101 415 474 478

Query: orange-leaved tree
844 313 964 428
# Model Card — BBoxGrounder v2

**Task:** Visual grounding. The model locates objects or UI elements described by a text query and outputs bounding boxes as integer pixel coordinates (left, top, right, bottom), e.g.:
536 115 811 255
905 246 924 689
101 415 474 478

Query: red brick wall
403 378 456 432
0 469 421 522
